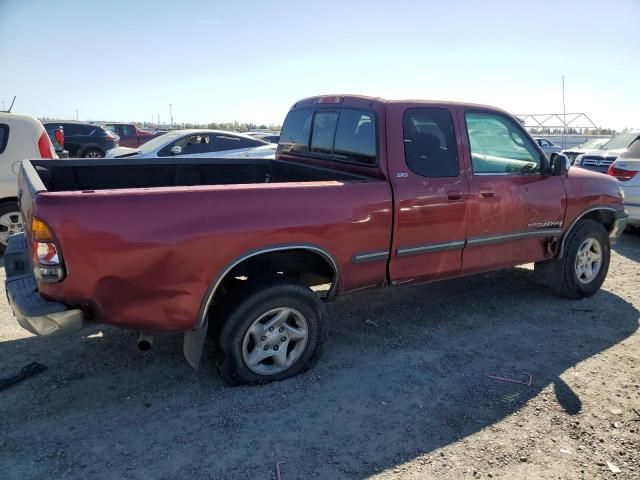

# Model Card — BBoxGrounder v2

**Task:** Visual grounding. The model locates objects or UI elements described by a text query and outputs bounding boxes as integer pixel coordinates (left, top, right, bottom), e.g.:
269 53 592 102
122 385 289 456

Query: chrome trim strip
467 229 561 247
196 244 339 328
352 250 389 264
396 240 465 257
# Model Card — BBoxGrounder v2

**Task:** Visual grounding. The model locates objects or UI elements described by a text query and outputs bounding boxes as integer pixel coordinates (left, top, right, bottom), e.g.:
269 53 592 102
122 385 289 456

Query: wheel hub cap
574 237 603 284
241 307 308 375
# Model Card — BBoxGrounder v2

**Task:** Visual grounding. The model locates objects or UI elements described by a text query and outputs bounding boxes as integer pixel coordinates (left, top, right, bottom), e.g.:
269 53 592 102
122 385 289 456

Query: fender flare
195 243 340 329
557 206 618 258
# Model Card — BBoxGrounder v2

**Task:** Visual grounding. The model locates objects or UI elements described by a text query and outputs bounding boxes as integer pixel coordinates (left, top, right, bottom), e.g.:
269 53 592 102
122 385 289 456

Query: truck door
460 109 566 274
388 105 470 284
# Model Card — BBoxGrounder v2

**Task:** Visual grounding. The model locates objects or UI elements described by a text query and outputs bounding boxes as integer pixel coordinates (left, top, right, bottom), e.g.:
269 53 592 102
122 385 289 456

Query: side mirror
170 145 182 155
550 152 570 176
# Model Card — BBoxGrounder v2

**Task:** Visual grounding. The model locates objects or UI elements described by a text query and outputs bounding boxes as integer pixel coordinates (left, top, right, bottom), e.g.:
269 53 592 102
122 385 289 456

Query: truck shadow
613 229 640 262
0 267 637 479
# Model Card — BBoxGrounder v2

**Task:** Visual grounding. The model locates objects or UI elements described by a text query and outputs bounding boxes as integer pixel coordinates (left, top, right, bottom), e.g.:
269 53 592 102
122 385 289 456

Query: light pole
562 75 566 149
169 104 173 126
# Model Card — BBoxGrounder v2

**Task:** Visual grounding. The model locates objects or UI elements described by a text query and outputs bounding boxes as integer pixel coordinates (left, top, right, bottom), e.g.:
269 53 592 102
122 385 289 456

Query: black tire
217 278 326 386
0 201 23 255
535 219 610 299
82 148 104 158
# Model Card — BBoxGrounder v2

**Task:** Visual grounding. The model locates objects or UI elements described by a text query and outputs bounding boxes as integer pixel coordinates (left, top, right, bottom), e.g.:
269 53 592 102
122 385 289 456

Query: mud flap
183 318 208 369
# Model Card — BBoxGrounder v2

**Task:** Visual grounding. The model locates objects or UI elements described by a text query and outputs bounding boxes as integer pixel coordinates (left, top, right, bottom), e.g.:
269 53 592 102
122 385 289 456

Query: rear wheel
83 148 104 158
0 202 23 254
217 278 326 386
535 219 610 299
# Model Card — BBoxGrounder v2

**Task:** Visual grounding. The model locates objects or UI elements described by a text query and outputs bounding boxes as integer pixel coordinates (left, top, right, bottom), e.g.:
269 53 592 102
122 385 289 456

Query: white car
245 131 280 144
0 112 57 250
105 129 276 159
608 137 640 228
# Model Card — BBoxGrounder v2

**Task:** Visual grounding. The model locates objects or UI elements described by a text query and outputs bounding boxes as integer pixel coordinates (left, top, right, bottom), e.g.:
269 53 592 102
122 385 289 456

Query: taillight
54 128 64 147
37 132 56 159
31 217 64 282
607 164 638 181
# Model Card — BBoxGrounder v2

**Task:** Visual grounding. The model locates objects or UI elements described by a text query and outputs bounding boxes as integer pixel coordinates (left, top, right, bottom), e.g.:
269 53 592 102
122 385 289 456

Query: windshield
601 132 638 151
136 131 179 153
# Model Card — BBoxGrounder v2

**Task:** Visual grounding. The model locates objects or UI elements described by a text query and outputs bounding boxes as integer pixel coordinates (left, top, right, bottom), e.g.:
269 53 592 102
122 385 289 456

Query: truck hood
105 146 142 158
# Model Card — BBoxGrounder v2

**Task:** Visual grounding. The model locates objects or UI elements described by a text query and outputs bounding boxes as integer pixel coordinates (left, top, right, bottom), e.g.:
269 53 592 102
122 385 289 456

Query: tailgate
18 159 48 240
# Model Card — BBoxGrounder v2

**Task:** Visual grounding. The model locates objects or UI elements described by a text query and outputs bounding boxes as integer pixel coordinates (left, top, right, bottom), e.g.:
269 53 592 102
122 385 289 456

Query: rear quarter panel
35 181 392 332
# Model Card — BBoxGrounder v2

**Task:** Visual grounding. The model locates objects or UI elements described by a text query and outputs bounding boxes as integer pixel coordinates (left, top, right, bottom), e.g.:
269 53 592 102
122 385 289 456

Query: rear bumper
5 234 87 336
610 210 629 238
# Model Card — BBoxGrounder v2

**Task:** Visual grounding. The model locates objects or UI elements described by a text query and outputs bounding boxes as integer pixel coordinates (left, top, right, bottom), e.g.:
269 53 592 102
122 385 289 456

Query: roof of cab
291 94 512 115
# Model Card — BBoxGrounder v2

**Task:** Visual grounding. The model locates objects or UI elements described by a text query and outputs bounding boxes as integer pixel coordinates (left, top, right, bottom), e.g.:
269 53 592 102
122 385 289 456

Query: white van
0 112 57 251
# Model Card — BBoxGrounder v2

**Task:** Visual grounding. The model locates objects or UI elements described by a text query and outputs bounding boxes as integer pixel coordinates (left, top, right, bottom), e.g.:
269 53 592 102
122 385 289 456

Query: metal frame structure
516 112 598 131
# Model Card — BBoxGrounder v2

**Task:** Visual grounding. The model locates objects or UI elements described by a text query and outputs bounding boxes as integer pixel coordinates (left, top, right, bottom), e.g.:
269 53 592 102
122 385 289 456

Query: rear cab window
280 107 377 166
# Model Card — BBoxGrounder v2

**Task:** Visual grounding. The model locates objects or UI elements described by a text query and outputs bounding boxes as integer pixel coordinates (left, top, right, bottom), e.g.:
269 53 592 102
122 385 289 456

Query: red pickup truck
6 95 627 385
103 122 161 148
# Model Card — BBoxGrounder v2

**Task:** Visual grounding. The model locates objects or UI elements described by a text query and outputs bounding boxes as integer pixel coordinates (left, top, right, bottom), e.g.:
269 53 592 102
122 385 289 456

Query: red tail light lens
54 128 64 147
607 164 638 181
37 132 56 159
31 217 65 282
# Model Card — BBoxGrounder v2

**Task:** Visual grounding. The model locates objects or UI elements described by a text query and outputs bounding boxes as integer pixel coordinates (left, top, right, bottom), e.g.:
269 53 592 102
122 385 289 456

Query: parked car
105 129 273 159
6 95 627 386
0 112 56 251
43 124 69 158
533 138 561 156
574 131 640 173
102 122 163 148
246 131 281 143
562 137 611 164
607 137 640 229
42 121 118 158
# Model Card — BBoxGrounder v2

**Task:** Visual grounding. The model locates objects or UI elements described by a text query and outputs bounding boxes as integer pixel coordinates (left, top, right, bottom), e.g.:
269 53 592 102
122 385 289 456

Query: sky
0 0 638 129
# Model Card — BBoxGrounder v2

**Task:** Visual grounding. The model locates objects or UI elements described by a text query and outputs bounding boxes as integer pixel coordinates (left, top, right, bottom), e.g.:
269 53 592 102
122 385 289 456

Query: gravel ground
0 233 638 480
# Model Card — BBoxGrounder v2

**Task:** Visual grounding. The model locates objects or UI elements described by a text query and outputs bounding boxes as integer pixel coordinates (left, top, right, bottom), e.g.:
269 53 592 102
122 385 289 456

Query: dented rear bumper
4 234 87 336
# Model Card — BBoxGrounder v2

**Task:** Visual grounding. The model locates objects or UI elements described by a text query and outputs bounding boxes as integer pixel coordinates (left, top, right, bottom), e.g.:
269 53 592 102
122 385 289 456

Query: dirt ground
0 234 638 480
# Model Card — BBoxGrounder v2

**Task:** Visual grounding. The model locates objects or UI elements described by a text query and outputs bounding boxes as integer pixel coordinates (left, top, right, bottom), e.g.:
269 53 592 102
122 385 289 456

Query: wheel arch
558 206 617 258
196 244 339 329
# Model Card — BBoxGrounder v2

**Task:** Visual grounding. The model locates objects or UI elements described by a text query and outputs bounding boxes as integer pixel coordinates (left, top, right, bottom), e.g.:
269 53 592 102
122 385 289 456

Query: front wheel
217 278 326 386
535 219 610 299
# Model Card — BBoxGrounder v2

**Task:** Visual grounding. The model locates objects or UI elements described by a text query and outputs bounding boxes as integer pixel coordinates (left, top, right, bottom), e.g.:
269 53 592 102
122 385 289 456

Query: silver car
533 138 561 156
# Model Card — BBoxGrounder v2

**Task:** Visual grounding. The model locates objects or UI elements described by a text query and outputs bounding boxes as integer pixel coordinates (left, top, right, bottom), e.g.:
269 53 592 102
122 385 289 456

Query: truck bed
28 157 366 192
19 157 393 332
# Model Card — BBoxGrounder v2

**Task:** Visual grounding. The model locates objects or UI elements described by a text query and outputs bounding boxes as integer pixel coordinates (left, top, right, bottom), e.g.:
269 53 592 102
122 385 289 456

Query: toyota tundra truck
5 95 628 385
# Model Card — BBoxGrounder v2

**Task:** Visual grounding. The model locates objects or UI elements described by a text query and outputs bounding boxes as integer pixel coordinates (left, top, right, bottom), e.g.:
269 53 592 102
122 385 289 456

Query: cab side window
0 124 8 154
121 125 135 136
403 108 459 177
465 112 542 174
